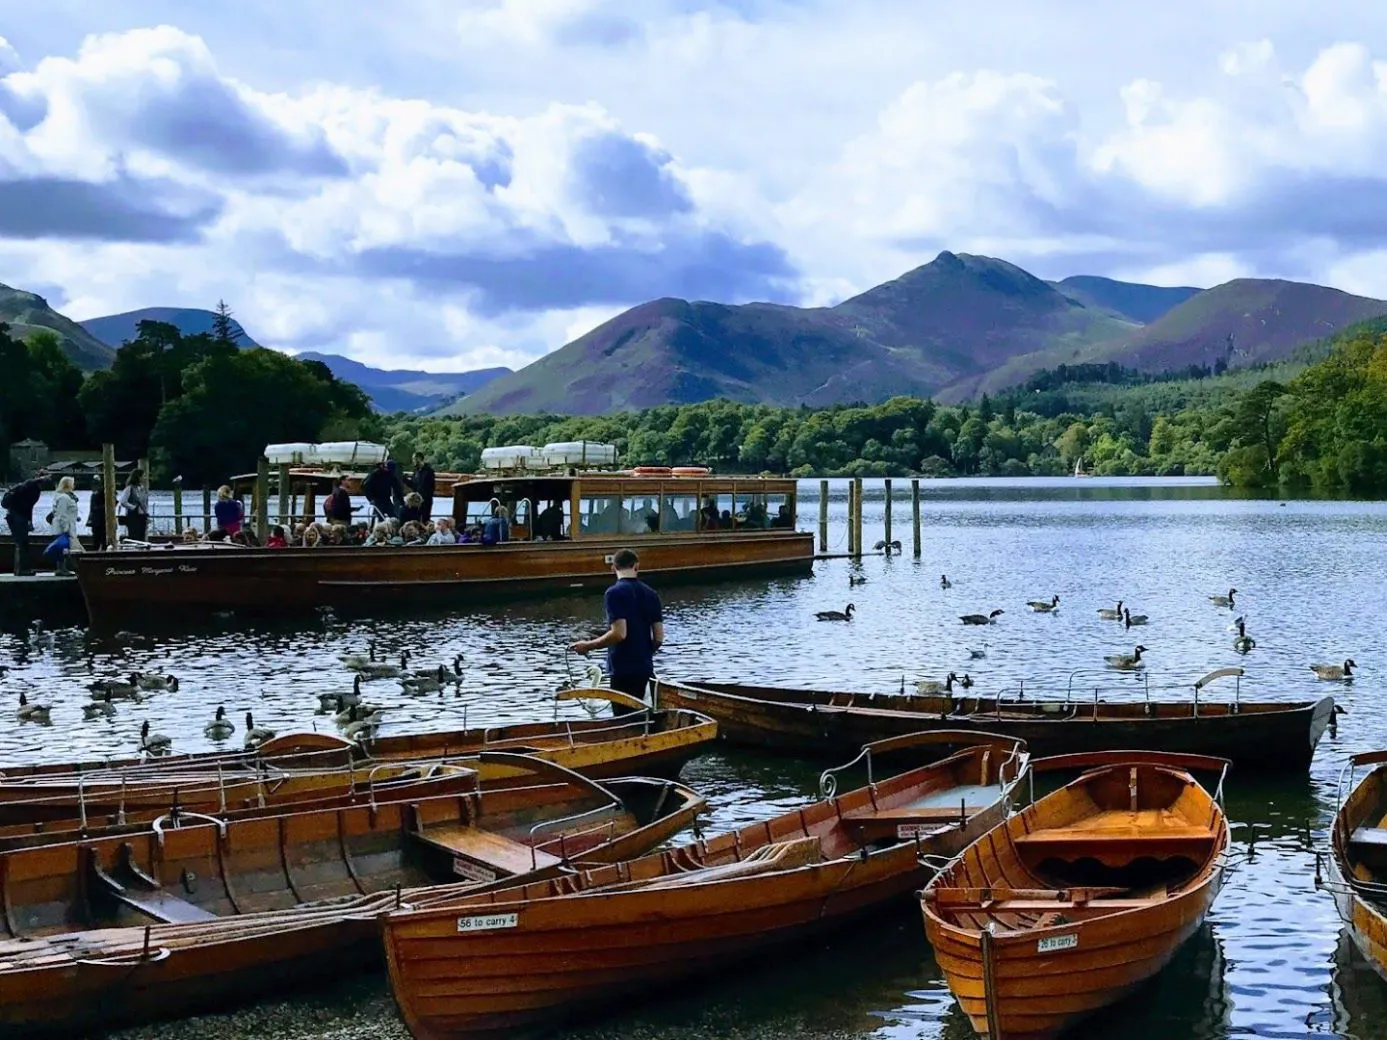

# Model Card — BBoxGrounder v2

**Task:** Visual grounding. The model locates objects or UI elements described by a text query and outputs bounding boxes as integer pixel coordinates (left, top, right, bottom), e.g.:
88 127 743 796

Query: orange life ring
671 466 711 477
631 466 673 476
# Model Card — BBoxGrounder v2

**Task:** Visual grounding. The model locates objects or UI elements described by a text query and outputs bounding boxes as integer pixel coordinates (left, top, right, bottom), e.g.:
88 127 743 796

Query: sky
2 1 1387 373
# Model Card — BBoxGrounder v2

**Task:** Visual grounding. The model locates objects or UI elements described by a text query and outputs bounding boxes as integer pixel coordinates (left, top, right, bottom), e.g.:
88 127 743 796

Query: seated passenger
536 502 564 540
427 517 459 544
773 504 793 528
700 499 719 530
720 509 733 529
364 521 395 546
400 521 424 545
265 525 288 548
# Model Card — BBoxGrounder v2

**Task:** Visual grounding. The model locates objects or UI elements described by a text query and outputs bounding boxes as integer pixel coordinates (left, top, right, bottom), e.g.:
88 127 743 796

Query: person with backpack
2 477 42 576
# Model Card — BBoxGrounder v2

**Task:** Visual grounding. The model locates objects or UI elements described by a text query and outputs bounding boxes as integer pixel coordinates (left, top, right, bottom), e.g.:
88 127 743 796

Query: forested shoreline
4 316 1386 496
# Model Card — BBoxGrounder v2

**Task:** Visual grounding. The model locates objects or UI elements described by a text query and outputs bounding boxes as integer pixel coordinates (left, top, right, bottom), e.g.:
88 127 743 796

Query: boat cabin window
661 492 699 533
699 493 735 531
579 495 624 534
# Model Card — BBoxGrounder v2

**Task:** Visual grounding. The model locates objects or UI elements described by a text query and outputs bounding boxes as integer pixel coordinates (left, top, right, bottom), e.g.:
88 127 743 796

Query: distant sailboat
1074 456 1092 478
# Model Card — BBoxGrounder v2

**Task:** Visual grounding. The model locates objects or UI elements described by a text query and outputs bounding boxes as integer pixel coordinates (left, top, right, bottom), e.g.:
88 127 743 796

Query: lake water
2 476 1385 1040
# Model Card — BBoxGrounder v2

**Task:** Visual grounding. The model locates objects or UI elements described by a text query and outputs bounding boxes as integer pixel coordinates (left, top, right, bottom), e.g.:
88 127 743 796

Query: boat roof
453 472 798 494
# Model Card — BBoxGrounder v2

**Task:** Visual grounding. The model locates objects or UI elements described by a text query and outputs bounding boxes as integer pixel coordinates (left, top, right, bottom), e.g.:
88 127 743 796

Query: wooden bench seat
413 826 562 878
1350 827 1387 849
926 884 1150 914
88 855 217 924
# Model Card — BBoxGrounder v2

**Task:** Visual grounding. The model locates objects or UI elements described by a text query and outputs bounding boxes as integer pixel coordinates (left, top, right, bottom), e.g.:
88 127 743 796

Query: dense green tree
149 348 372 485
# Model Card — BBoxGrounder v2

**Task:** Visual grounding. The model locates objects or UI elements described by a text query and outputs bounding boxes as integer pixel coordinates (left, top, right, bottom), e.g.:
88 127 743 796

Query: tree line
5 310 1386 497
0 313 377 486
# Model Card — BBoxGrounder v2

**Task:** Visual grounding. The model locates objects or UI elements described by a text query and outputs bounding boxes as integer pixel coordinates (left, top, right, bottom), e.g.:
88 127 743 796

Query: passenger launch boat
0 754 702 1037
382 730 1028 1039
73 454 812 623
921 751 1231 1039
655 671 1336 770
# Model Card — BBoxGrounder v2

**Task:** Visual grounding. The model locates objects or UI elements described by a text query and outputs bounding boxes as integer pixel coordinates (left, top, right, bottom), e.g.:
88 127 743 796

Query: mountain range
446 253 1387 414
0 290 508 412
7 252 1387 417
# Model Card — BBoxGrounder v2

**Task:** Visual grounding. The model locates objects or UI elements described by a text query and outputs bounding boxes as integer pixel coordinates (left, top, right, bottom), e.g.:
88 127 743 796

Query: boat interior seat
925 884 1151 914
1349 827 1387 850
411 825 562 877
87 852 217 924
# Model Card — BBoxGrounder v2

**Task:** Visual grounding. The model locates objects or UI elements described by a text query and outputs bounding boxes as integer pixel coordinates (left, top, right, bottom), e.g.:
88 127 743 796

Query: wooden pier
0 573 85 622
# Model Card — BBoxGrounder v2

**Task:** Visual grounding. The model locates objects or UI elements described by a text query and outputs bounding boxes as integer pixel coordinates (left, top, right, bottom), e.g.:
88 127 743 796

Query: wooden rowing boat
921 751 1231 1039
381 730 1030 1039
656 672 1336 770
0 689 714 784
1326 750 1387 987
0 754 703 1037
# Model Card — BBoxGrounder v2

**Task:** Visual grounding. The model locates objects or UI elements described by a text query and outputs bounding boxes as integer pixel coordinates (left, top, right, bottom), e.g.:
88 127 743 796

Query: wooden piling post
851 477 864 558
277 463 291 527
883 478 893 548
844 480 854 556
255 457 270 539
173 478 184 534
101 444 117 550
202 488 213 534
911 478 922 558
818 479 829 553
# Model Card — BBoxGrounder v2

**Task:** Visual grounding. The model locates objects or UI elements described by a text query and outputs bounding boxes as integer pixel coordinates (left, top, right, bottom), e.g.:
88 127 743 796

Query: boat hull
657 680 1334 771
382 738 1028 1039
1329 755 1387 987
73 533 814 625
0 776 702 1037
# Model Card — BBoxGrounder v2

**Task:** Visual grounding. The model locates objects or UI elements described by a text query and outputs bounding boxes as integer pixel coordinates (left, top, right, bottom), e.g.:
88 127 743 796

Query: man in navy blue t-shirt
569 548 663 714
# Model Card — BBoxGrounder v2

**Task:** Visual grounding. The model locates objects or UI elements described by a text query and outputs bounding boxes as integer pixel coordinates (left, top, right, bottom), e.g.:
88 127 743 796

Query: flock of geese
815 579 1360 683
2 630 470 758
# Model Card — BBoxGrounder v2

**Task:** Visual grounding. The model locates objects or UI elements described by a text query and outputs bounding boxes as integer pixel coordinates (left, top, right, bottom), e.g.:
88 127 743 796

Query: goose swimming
815 604 855 622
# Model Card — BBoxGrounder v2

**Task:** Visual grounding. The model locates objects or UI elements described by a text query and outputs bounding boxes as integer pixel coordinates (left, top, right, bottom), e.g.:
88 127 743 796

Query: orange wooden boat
1326 750 1387 985
0 690 715 832
1 689 714 782
0 754 702 1038
921 751 1231 1039
382 730 1030 1039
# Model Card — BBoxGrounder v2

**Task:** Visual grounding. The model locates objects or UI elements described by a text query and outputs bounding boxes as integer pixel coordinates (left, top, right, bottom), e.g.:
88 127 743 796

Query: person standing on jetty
120 469 150 542
2 476 42 576
569 548 663 716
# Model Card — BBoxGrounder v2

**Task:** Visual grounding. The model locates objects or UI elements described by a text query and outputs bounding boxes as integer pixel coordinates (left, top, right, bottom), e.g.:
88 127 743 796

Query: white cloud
4 6 1387 378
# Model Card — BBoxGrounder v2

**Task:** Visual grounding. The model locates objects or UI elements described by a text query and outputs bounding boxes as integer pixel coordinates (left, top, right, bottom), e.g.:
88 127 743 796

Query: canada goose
1233 619 1256 653
412 655 464 682
1104 645 1148 670
341 640 378 670
244 712 276 749
320 674 365 710
357 652 411 678
17 692 50 723
134 673 180 692
92 677 140 700
849 574 867 586
915 672 958 695
960 609 1004 626
1210 588 1237 608
958 673 974 689
82 692 116 720
1027 595 1060 613
940 575 953 589
341 705 380 741
204 706 236 739
815 604 855 622
874 539 903 555
335 700 383 725
1124 608 1149 627
1310 659 1356 682
966 643 988 659
400 665 449 693
139 720 172 755
1097 600 1124 620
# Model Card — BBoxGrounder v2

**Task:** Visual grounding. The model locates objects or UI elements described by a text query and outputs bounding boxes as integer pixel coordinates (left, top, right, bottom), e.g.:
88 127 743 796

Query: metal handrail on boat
527 801 621 868
817 730 1026 800
151 808 227 847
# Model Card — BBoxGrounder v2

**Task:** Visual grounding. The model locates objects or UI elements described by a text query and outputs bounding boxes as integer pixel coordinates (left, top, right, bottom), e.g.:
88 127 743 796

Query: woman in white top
48 476 84 574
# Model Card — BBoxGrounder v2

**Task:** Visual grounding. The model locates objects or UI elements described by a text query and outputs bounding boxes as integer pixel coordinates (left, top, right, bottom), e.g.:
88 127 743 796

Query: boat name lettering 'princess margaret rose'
455 912 519 933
